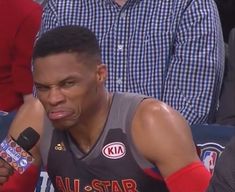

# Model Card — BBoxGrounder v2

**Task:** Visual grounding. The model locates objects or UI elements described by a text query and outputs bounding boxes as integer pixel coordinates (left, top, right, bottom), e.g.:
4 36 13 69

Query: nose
47 87 65 106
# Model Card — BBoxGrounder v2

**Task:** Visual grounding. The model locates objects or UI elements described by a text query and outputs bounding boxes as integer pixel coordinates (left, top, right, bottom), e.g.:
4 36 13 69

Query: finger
0 161 13 175
1 162 12 170
0 165 14 184
0 160 4 167
0 166 12 176
0 176 9 185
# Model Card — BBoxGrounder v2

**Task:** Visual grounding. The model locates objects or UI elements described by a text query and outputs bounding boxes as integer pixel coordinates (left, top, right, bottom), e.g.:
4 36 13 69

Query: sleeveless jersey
40 92 169 192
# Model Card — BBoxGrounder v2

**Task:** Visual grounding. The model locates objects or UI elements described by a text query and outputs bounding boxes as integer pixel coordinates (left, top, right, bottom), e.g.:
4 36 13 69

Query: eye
35 85 49 92
61 81 76 88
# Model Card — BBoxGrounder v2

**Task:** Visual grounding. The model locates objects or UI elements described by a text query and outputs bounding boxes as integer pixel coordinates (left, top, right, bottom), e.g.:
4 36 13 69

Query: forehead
34 52 88 72
33 53 91 82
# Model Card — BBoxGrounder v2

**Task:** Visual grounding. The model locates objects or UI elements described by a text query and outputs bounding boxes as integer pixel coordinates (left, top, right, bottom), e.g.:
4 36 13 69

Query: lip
48 109 74 120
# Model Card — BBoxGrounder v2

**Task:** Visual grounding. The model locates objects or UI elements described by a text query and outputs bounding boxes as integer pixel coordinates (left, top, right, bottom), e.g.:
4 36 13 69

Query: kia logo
102 142 126 159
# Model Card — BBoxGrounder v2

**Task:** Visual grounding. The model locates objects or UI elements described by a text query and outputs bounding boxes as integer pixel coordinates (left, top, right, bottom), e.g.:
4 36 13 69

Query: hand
0 159 13 185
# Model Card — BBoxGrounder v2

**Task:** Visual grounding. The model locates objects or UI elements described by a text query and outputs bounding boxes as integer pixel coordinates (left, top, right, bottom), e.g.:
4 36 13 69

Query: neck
69 91 112 153
115 0 127 6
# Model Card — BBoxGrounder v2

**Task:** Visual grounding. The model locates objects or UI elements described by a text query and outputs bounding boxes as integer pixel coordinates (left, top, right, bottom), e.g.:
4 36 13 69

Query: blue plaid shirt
38 0 224 125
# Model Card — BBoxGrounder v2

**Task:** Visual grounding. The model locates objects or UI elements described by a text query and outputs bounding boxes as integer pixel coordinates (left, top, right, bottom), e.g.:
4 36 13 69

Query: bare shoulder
131 98 198 178
132 98 191 134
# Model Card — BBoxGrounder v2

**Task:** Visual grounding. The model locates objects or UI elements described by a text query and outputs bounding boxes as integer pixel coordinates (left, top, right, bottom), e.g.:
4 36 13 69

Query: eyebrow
34 75 79 87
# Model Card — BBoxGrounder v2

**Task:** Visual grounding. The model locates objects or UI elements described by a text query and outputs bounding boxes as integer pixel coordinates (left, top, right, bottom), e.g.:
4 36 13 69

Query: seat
191 123 235 174
215 27 235 126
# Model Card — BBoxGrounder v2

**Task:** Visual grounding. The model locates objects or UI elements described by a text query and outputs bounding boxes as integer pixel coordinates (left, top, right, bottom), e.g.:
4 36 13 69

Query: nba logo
197 142 224 175
202 151 217 174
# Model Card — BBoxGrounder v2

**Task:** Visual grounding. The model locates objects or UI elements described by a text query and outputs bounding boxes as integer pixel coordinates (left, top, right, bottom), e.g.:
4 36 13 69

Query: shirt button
116 78 122 85
117 44 124 51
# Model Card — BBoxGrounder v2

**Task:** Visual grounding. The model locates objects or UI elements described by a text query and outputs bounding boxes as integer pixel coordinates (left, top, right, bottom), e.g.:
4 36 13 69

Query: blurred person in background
0 0 42 141
207 136 235 191
38 0 224 125
214 0 235 43
214 0 235 126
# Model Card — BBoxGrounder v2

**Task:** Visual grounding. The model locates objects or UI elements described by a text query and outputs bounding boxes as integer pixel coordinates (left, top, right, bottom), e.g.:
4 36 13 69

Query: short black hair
33 25 101 62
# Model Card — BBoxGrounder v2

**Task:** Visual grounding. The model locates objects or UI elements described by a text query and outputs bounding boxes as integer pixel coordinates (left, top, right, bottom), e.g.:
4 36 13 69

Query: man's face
33 52 99 130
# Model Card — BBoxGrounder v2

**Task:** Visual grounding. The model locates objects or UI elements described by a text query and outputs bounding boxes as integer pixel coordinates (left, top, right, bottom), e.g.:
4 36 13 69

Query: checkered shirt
38 0 224 125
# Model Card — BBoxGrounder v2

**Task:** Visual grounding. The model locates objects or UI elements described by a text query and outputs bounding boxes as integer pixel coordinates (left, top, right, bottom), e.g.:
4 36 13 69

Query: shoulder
133 98 190 134
179 0 219 21
132 98 194 147
13 0 42 12
5 0 42 22
131 98 198 175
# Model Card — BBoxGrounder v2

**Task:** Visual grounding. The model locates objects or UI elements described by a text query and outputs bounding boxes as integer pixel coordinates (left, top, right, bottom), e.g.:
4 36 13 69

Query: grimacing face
33 52 100 130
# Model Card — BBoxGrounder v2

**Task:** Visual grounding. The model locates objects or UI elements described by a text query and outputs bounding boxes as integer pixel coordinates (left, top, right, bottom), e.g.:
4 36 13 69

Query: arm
23 94 34 102
12 5 42 97
38 0 59 37
163 0 224 124
131 98 211 191
207 137 235 192
0 98 45 192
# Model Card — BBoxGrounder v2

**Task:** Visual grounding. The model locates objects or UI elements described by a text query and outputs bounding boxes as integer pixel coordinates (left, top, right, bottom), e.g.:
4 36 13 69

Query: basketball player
0 26 211 192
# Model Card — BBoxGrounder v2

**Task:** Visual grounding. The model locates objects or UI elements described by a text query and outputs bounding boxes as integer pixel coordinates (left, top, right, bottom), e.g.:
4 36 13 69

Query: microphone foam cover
16 127 40 151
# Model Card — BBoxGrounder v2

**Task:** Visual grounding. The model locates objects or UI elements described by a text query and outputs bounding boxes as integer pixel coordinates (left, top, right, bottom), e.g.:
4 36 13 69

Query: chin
51 121 72 131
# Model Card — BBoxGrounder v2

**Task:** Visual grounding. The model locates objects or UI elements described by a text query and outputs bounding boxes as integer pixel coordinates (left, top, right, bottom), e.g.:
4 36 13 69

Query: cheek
36 93 47 105
64 81 98 107
74 88 97 110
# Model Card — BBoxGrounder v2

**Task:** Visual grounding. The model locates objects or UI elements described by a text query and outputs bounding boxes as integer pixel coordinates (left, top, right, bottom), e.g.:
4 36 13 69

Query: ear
96 64 107 83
